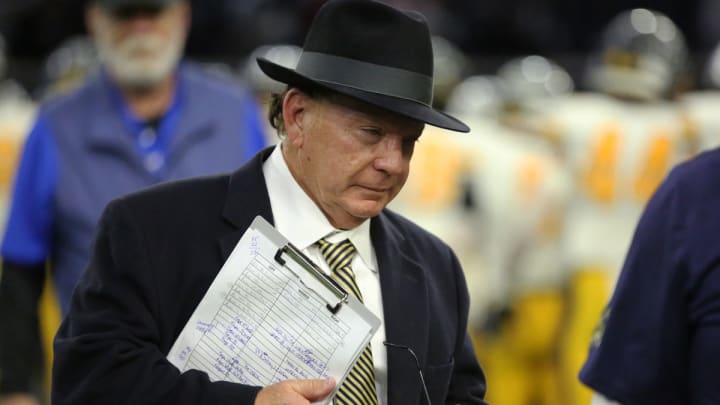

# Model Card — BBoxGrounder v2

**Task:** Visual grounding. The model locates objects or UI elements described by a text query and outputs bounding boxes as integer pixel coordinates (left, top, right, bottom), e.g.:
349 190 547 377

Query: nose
126 15 158 33
373 135 406 175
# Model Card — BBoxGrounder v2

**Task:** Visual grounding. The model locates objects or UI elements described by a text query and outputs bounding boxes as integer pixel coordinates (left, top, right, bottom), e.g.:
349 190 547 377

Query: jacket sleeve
51 199 262 405
0 261 45 395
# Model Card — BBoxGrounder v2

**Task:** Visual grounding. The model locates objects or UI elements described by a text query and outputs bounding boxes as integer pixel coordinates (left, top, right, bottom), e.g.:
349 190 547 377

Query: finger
290 377 336 400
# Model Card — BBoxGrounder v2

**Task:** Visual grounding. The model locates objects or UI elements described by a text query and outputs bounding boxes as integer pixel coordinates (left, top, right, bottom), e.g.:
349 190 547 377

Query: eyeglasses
383 341 432 405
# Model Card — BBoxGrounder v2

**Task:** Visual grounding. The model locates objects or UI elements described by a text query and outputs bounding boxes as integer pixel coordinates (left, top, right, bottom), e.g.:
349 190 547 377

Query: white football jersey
679 90 720 152
392 117 572 324
457 118 571 312
540 92 692 278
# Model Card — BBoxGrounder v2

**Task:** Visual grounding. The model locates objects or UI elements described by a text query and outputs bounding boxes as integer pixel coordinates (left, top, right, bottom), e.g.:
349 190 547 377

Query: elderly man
51 0 489 404
0 0 267 403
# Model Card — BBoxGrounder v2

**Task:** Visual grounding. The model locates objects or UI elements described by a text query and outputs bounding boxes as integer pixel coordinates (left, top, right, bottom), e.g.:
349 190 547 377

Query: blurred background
0 0 719 89
2 0 720 404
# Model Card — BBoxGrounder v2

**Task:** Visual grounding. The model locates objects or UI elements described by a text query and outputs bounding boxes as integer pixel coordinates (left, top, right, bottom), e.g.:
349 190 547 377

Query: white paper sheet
167 217 380 404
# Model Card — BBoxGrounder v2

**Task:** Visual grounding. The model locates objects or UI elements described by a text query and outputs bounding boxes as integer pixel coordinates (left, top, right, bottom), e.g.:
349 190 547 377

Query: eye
361 127 383 136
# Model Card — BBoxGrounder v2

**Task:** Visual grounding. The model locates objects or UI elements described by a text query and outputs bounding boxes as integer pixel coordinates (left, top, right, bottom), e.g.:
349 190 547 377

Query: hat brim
257 57 470 133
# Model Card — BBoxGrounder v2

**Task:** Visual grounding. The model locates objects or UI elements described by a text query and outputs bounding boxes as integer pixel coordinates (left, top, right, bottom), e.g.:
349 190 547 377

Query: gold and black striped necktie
317 238 378 405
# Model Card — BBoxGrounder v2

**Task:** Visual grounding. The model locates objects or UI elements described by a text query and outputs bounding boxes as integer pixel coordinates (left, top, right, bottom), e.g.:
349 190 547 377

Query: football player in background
395 52 573 404
537 9 696 405
449 58 572 405
579 48 720 405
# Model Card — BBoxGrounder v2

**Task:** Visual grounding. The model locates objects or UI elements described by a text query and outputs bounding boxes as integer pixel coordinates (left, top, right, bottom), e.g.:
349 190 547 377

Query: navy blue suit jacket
580 149 720 404
52 148 488 404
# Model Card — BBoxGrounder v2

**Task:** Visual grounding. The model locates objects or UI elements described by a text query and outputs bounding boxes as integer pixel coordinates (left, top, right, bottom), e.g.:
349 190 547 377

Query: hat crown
255 0 470 132
302 0 433 77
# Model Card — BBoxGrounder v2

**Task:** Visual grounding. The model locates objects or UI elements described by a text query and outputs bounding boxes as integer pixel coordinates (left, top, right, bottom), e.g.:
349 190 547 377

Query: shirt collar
325 222 375 272
263 145 376 272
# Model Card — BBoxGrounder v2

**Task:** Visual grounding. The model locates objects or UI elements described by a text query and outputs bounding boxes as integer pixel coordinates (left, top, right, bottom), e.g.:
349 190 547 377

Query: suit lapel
218 146 276 260
372 215 429 404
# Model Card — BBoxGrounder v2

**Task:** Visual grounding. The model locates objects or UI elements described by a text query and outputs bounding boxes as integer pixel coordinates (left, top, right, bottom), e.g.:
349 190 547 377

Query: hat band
295 52 433 105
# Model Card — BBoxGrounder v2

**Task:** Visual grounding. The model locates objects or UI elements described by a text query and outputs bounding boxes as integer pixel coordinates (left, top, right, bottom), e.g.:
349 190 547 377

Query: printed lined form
184 253 350 383
168 217 380 403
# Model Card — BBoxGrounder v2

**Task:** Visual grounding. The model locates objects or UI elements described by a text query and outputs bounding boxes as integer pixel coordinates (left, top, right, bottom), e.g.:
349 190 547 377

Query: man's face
284 90 424 229
87 1 189 90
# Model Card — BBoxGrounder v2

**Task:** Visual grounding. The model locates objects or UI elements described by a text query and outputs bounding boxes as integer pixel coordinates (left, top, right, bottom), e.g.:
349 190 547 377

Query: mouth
355 185 390 195
359 184 388 191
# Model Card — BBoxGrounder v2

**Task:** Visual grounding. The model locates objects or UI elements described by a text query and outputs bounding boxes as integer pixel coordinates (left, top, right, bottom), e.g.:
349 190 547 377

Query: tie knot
317 238 357 272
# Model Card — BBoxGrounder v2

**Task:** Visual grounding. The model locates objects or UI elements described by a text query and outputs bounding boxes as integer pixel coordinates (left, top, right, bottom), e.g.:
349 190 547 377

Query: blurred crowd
2 0 720 404
2 0 720 90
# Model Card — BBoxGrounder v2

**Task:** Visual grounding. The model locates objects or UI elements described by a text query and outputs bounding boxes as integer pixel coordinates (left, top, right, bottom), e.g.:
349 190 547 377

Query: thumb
290 377 336 400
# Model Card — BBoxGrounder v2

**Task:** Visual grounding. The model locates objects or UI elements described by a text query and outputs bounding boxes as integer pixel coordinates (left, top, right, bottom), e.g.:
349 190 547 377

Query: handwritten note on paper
167 219 378 404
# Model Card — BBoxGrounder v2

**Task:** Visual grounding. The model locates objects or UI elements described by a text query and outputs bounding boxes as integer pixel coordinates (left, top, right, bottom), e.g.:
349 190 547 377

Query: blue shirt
1 63 268 311
579 149 720 404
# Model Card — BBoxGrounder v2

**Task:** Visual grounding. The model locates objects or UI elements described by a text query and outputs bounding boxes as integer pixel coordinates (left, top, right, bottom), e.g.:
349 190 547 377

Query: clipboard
167 216 381 404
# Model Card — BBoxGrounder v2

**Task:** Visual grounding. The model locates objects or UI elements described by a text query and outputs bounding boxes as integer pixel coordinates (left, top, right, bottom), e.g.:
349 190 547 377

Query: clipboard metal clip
274 243 348 314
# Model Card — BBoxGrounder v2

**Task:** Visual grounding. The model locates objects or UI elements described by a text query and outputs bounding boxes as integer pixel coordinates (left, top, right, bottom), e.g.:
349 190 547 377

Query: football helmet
585 8 689 101
497 55 574 111
241 44 301 95
444 74 507 120
494 55 573 136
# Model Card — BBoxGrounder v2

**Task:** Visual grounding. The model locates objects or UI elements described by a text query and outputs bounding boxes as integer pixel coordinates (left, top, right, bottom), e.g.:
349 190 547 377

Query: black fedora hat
257 0 470 132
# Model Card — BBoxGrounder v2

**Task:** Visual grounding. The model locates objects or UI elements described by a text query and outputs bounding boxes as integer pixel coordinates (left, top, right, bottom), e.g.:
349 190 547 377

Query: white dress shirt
262 145 389 404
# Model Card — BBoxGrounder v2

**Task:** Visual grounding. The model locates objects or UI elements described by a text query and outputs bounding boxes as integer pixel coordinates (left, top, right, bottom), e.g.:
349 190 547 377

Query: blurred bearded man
0 0 268 404
90 0 188 90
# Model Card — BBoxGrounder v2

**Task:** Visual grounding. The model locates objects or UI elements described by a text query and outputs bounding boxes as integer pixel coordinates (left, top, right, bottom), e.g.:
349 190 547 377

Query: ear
282 88 312 147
